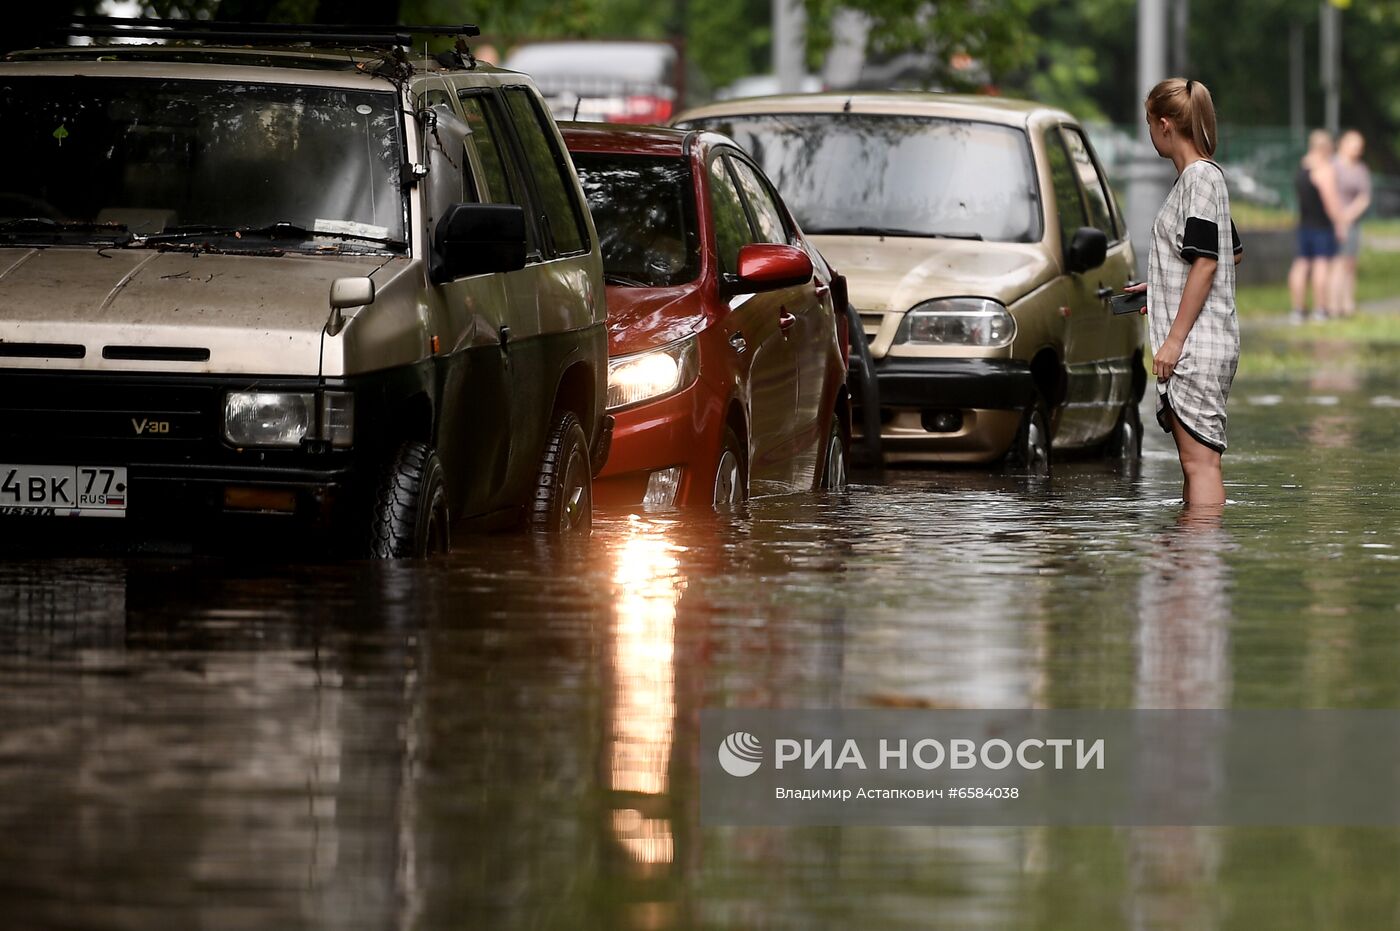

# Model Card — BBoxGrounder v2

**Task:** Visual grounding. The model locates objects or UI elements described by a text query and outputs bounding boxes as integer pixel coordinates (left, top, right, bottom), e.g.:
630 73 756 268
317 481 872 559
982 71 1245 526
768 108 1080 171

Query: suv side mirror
432 203 527 283
725 243 813 295
1066 226 1108 274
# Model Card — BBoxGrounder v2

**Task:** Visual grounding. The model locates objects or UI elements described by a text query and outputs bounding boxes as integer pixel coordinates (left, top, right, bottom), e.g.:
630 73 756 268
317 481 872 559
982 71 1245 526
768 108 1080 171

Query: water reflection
4 362 1400 928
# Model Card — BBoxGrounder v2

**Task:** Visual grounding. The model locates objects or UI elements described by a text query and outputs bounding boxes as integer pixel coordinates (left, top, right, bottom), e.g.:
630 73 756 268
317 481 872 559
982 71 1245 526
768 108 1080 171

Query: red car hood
606 282 710 356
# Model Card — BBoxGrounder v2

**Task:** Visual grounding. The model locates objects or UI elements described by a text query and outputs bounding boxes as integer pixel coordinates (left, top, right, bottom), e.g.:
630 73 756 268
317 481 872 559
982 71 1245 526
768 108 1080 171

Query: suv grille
0 374 216 456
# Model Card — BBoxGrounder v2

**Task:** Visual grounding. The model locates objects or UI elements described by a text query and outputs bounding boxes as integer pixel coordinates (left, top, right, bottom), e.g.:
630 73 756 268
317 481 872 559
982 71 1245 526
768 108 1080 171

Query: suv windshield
0 77 406 249
679 113 1042 243
571 152 699 287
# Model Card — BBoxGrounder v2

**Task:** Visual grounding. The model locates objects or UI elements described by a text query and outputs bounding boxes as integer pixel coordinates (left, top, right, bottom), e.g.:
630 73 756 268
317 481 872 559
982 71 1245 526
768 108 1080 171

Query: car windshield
0 77 406 249
571 152 700 288
678 113 1042 243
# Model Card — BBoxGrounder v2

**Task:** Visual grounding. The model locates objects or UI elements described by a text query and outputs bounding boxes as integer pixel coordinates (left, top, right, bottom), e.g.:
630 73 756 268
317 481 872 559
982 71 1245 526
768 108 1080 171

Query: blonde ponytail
1146 77 1219 157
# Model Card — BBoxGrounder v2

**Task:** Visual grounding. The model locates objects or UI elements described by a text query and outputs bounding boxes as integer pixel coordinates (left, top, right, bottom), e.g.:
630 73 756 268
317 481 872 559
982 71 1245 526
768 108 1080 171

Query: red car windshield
571 152 701 287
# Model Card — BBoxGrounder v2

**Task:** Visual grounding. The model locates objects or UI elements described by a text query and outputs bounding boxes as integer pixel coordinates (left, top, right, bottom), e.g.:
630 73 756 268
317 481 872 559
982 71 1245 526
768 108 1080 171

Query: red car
563 125 850 509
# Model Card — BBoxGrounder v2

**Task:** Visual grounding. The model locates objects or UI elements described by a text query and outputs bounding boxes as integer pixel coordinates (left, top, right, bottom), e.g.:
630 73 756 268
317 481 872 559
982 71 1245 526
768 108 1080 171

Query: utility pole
1137 0 1168 145
1290 21 1305 141
1319 0 1342 137
1127 0 1173 277
1171 0 1190 76
773 0 806 93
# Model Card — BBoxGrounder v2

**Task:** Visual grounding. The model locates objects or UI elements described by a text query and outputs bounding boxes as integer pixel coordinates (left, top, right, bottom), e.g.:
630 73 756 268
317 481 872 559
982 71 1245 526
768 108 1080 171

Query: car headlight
224 390 354 448
894 298 1016 348
607 337 699 411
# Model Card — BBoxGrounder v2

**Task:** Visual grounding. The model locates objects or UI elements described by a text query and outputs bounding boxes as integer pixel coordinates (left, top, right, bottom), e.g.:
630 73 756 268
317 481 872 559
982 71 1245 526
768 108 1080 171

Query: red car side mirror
728 243 813 295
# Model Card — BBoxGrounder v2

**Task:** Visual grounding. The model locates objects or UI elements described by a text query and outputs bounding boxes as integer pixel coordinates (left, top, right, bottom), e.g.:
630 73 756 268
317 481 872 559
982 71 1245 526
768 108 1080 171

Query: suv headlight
224 390 354 448
607 337 700 411
895 298 1016 348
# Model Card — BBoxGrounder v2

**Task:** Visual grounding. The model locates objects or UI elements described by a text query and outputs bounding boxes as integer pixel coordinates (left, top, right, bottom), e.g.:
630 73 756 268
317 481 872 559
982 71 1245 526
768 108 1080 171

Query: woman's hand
1153 336 1184 381
1123 282 1148 294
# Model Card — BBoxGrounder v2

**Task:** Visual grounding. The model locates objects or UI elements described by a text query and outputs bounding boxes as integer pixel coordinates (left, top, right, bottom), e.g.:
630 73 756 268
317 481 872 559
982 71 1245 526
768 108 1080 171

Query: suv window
708 155 752 275
1042 128 1087 249
457 92 514 204
1060 126 1119 241
501 87 589 256
726 157 789 245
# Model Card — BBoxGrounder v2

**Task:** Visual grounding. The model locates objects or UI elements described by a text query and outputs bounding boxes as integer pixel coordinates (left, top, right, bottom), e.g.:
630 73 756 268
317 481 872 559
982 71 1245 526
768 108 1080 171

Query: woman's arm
1314 163 1347 238
1153 257 1218 380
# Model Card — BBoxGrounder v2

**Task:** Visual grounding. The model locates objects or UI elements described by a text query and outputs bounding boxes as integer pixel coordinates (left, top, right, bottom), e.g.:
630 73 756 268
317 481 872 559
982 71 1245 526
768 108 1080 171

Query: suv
0 21 608 555
677 93 1145 471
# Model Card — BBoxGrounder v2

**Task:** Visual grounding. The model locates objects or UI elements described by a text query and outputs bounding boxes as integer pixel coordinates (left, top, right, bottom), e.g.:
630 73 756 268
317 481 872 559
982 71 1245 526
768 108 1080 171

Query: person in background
1331 129 1372 317
1288 130 1345 323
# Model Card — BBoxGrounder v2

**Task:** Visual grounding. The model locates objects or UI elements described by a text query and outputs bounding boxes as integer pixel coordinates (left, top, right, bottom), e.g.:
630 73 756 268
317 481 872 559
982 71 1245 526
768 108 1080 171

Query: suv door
707 151 799 494
1059 124 1136 442
498 86 600 483
725 155 831 485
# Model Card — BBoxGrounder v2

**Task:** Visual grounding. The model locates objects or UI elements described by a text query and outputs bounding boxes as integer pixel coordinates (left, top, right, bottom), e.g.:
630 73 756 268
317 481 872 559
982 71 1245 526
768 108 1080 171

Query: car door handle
498 325 511 347
1096 287 1113 300
729 330 747 353
779 311 797 332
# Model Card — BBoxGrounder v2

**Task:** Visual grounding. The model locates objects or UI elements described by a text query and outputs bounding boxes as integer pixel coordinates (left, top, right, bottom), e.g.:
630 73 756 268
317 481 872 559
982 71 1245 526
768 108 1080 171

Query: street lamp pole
773 0 806 94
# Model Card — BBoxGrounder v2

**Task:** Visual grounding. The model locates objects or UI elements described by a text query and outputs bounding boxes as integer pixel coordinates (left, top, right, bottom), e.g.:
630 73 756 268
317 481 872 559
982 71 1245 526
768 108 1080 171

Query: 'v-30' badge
132 418 171 435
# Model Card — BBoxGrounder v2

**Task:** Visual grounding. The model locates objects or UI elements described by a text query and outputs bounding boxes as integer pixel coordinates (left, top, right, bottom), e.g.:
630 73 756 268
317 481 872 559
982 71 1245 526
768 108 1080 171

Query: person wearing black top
1287 129 1345 323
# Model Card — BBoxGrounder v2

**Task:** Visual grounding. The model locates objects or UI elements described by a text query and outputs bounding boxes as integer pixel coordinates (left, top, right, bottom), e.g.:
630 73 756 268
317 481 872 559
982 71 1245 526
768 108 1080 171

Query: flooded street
4 336 1400 930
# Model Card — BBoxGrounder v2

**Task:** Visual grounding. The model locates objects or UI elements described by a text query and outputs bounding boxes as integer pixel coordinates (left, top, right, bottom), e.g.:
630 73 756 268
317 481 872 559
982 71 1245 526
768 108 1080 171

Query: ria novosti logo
717 731 764 777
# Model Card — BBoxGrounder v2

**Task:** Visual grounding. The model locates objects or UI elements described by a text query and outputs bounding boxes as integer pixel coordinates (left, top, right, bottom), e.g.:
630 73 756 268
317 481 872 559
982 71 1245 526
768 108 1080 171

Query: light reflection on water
3 364 1400 928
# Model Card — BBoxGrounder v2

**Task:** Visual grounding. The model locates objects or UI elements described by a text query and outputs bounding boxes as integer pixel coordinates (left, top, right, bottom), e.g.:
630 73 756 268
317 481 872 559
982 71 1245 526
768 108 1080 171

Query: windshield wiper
804 225 983 241
604 272 652 288
142 222 405 249
0 217 133 245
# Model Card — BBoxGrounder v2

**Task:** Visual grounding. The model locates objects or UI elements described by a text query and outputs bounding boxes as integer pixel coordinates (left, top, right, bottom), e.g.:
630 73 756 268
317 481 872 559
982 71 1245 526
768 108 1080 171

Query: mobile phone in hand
1109 289 1147 316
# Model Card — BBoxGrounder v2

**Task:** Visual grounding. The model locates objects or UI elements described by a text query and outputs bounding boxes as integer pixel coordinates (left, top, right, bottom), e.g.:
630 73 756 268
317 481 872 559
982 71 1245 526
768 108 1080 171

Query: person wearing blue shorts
1287 130 1344 323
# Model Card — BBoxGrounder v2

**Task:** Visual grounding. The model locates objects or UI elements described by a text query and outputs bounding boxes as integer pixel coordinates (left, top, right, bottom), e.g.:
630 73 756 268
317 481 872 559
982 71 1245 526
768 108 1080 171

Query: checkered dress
1147 159 1241 452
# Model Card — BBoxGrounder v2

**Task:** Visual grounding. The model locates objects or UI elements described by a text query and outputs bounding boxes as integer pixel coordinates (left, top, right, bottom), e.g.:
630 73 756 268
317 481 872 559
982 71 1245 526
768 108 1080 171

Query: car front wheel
368 441 450 558
1005 397 1051 476
820 412 848 492
531 410 592 536
714 426 747 511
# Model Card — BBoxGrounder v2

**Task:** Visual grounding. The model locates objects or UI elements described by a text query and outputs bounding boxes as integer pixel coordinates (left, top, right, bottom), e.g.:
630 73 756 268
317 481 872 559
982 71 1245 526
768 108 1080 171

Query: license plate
0 464 128 517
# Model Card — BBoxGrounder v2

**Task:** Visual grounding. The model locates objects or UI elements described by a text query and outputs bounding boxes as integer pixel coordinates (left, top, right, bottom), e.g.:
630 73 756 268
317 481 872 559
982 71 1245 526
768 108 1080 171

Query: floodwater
3 337 1400 930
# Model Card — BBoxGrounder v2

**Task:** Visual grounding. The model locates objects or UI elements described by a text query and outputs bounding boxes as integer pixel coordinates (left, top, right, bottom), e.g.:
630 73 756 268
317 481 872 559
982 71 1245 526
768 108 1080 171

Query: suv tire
531 410 592 535
1006 396 1051 476
369 441 450 558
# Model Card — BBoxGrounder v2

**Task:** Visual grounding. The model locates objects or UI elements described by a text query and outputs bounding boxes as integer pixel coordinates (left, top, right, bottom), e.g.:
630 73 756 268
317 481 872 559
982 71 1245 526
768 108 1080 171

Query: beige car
0 22 609 554
676 93 1145 470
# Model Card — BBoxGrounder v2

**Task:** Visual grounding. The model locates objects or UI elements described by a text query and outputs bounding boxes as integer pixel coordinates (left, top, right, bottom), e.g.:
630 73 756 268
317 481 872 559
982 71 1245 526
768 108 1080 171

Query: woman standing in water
1125 79 1242 507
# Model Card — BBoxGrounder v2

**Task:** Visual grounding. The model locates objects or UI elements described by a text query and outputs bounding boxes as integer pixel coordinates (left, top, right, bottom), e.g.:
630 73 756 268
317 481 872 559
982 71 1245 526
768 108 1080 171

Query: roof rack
57 16 479 50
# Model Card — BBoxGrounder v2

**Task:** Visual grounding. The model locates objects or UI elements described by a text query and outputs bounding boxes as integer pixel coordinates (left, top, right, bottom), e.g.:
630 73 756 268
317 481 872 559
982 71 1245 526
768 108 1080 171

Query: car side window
501 87 589 256
1042 128 1087 250
726 156 789 245
708 154 753 276
457 92 514 204
1060 126 1119 241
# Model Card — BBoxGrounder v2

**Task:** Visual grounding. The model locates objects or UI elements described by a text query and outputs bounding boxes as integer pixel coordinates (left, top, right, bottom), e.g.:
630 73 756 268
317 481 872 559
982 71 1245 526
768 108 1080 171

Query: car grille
0 373 217 459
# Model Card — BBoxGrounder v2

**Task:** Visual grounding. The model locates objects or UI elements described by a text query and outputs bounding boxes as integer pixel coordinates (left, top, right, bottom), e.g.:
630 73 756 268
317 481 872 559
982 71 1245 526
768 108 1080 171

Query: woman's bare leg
1288 257 1310 312
1310 258 1333 317
1337 255 1358 315
1166 409 1225 506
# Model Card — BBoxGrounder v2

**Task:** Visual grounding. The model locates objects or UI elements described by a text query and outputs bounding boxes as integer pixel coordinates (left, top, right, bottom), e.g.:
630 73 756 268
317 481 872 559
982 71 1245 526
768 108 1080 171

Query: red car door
706 153 800 495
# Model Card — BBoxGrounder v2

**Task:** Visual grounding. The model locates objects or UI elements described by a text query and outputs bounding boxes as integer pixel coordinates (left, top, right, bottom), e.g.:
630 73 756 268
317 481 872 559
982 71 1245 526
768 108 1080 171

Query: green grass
1235 247 1400 319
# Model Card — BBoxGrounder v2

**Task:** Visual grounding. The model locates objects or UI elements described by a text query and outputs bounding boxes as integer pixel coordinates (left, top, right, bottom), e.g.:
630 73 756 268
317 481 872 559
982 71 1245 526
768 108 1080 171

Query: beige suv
676 93 1144 470
0 22 608 554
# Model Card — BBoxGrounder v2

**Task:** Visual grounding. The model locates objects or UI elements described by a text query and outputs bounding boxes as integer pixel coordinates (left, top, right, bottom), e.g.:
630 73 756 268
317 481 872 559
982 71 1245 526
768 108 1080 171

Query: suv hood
809 235 1056 315
0 247 395 376
606 282 708 357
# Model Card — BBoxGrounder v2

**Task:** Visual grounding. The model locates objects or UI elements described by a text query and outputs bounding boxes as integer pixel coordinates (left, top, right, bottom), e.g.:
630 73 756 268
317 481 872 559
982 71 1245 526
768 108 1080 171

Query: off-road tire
1005 396 1052 476
368 441 450 558
531 410 592 535
714 426 747 510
